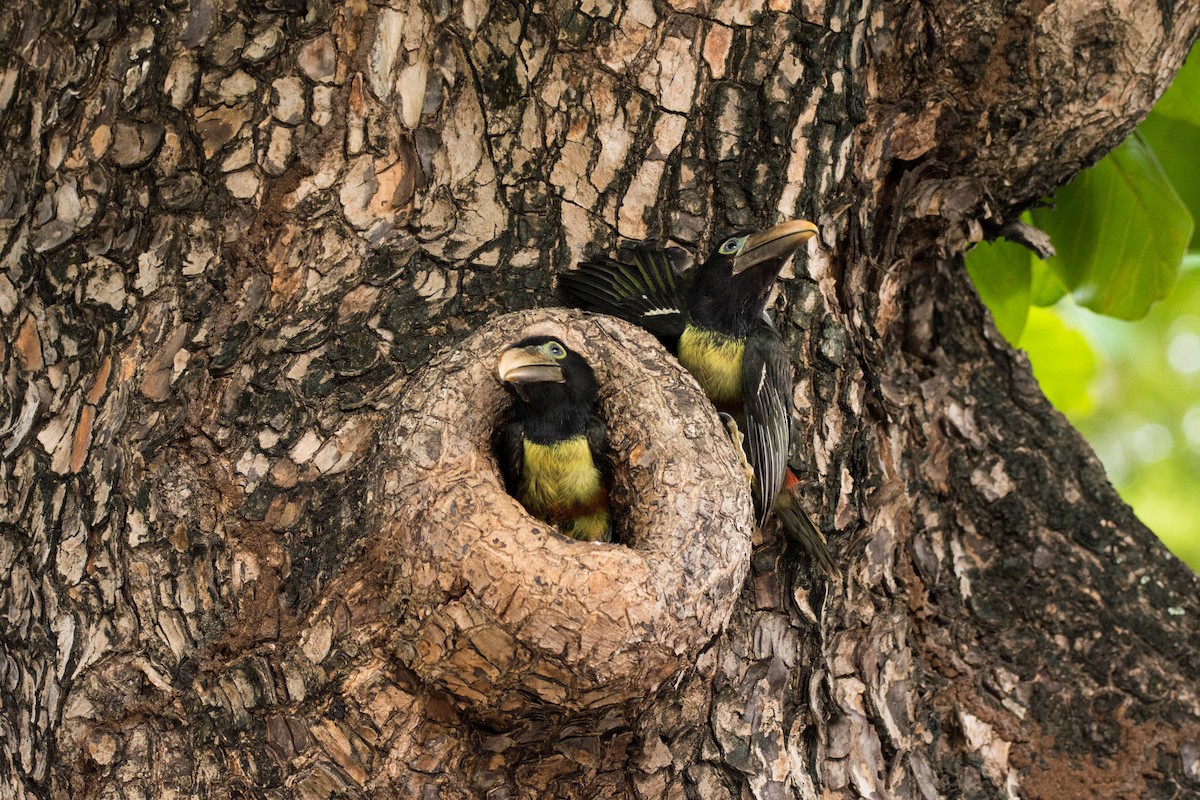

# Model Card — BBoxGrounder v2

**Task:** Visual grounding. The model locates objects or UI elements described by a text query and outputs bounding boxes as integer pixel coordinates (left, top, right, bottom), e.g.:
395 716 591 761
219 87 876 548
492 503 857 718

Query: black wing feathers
499 420 526 495
585 415 612 483
558 243 689 341
742 319 793 525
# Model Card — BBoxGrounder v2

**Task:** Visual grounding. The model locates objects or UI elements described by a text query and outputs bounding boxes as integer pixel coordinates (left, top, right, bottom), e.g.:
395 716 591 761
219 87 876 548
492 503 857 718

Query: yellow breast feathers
678 326 745 406
519 436 608 541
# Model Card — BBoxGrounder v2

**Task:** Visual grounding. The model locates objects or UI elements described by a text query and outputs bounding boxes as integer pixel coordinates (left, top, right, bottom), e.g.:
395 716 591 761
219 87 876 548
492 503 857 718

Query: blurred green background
966 46 1200 571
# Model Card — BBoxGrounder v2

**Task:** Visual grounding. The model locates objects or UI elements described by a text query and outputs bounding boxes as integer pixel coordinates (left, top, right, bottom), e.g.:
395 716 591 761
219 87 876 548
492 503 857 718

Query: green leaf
965 237 1032 342
1017 307 1097 417
1150 51 1200 127
1138 112 1200 250
1029 257 1067 307
1031 133 1193 320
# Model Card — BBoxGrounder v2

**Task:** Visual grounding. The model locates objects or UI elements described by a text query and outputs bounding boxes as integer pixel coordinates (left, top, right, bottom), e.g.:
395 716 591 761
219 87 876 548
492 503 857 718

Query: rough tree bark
2 0 1199 798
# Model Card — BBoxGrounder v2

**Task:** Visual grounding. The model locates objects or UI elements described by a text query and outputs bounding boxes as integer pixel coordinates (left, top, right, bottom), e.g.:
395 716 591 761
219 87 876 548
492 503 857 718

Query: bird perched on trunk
496 336 612 542
558 220 839 576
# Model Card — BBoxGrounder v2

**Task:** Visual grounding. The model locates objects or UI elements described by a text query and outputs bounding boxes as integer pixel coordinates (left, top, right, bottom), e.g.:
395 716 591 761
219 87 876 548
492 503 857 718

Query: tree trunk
3 0 1199 798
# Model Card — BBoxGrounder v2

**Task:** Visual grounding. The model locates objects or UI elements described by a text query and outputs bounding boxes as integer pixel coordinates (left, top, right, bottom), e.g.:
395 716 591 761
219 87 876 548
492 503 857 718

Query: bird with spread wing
558 221 839 577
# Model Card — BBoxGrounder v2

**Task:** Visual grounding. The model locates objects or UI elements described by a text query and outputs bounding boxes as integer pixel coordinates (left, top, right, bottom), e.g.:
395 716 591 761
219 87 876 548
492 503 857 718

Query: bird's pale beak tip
794 219 819 239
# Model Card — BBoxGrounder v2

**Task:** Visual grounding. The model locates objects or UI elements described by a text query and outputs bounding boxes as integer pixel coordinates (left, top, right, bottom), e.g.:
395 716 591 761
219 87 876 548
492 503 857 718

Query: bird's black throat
512 384 593 443
688 256 783 339
508 358 599 444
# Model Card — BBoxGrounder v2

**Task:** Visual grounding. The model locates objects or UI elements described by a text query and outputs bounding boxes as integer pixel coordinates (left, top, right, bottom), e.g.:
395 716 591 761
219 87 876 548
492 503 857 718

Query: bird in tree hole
559 219 839 577
496 336 613 542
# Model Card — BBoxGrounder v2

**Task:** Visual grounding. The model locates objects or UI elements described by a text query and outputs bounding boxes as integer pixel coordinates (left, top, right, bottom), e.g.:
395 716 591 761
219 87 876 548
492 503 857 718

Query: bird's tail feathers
774 474 841 579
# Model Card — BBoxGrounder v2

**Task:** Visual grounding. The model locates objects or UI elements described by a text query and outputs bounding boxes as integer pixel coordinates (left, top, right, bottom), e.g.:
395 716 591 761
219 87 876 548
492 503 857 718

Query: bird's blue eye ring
718 237 743 255
548 341 566 359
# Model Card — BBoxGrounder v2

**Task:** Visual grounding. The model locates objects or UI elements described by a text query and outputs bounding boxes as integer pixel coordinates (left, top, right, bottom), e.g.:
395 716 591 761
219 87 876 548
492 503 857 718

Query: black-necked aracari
497 336 612 543
558 220 839 577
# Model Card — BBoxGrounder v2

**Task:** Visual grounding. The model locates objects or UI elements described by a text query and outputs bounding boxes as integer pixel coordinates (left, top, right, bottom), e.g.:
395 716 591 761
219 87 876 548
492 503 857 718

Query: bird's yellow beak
731 219 819 275
498 346 564 385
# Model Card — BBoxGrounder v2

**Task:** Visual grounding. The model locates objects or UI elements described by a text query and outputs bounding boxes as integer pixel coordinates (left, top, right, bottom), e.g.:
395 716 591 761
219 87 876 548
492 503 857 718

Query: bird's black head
690 219 819 337
498 335 599 441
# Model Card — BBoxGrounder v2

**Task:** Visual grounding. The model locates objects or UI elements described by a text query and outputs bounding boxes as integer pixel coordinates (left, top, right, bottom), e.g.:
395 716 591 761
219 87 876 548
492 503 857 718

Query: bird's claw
719 412 756 485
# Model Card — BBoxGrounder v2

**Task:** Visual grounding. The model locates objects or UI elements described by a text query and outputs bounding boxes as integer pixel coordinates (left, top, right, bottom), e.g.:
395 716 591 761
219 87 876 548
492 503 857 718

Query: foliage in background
967 48 1200 571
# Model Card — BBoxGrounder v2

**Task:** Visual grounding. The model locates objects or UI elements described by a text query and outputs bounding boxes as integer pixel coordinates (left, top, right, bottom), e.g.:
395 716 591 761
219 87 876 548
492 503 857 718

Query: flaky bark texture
2 1 1198 798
